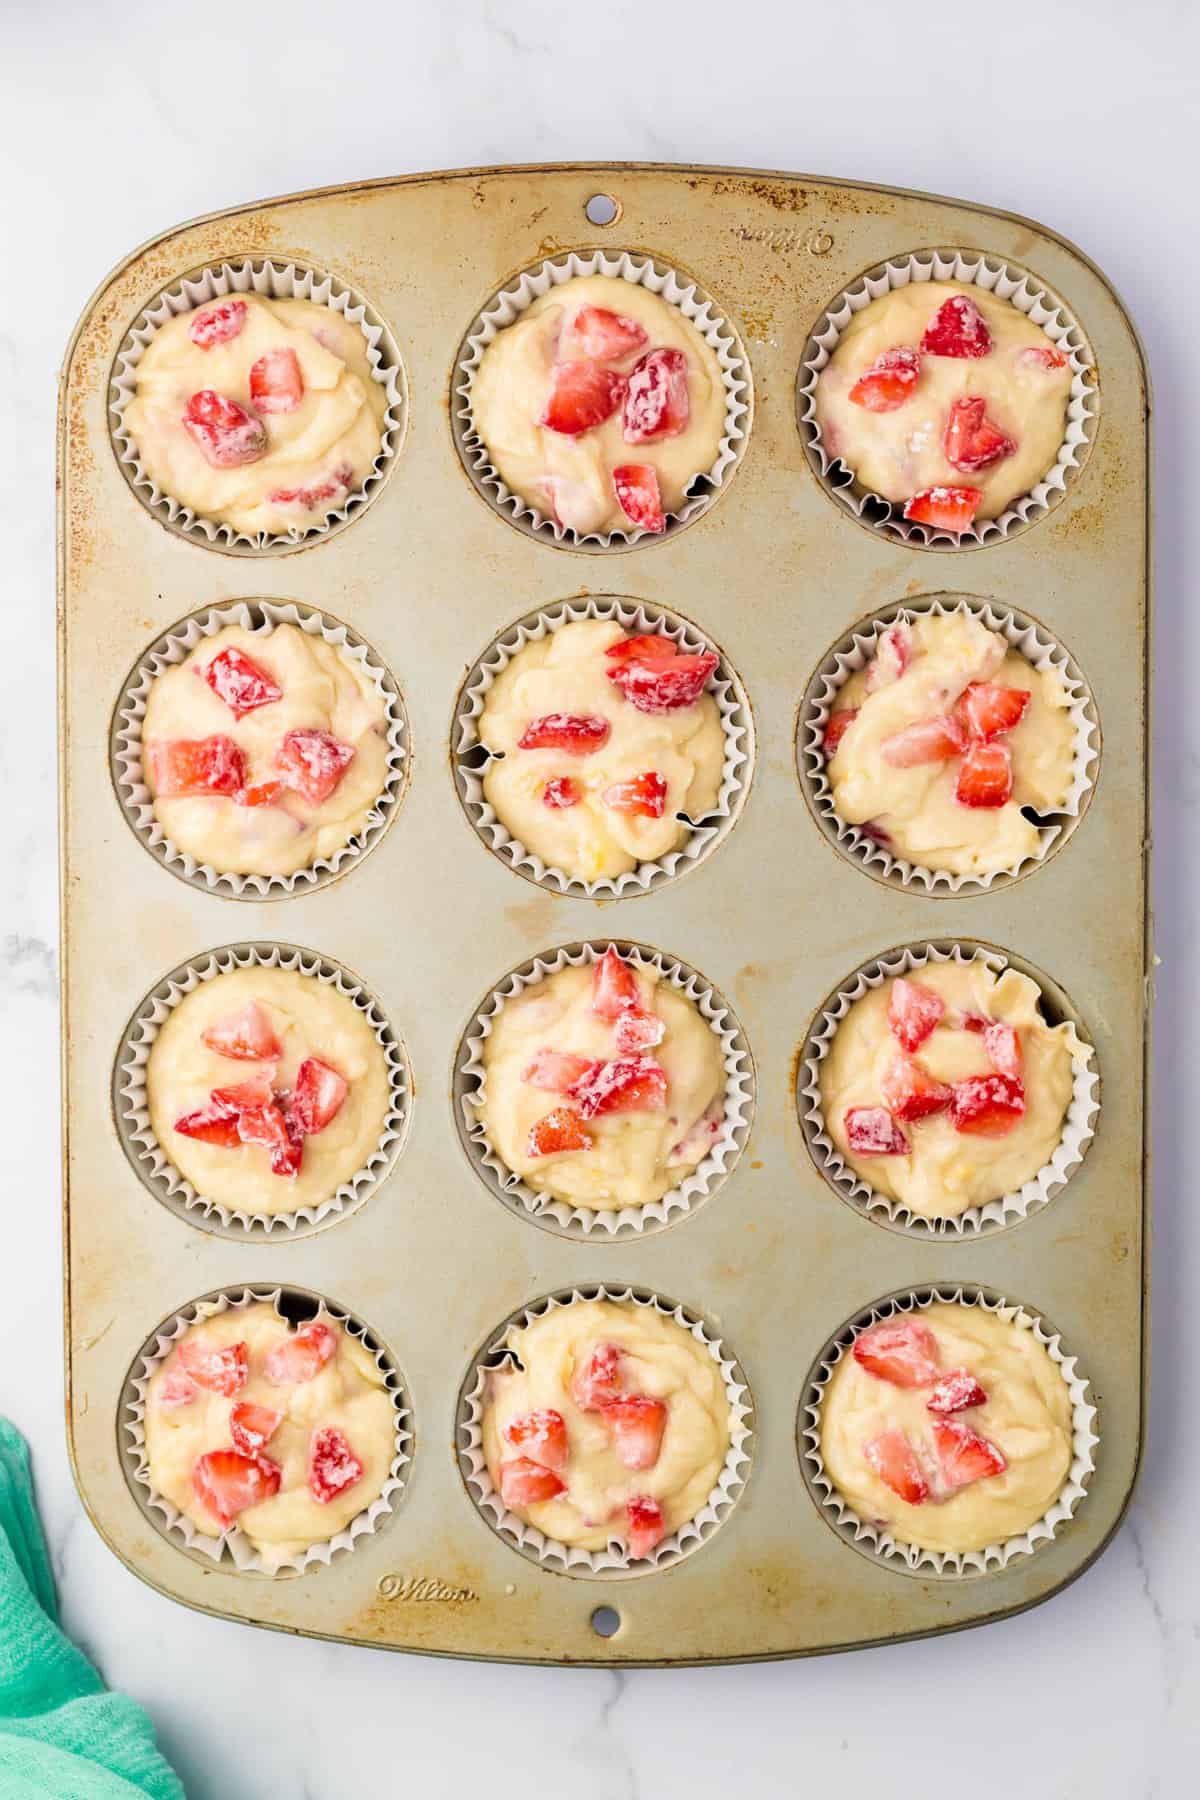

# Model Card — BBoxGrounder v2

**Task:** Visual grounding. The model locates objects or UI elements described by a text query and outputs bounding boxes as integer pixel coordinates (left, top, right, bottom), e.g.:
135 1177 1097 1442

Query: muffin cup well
121 1286 411 1575
115 943 410 1240
798 595 1099 894
455 941 754 1241
797 250 1097 548
454 596 752 899
800 941 1098 1237
800 1285 1097 1577
458 1285 754 1576
112 599 408 899
453 248 750 548
109 257 404 552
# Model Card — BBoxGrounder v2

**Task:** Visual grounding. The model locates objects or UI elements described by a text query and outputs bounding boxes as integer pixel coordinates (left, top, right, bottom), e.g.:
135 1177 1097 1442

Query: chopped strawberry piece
182 390 267 467
591 947 639 1020
959 1013 990 1034
608 651 718 714
888 978 945 1054
602 1396 668 1470
235 780 283 808
881 712 968 767
539 359 627 434
229 1401 284 1457
955 741 1013 809
209 1072 274 1111
944 396 1016 472
148 735 246 798
503 1408 569 1471
157 1368 199 1408
177 1338 248 1397
625 1495 667 1559
612 463 666 533
864 1430 929 1504
562 304 648 362
1018 344 1070 372
571 1058 668 1118
308 1425 364 1503
903 485 982 532
880 1054 953 1122
571 1342 623 1411
517 714 610 754
958 681 1031 742
983 1022 1022 1079
232 1096 297 1175
848 346 921 412
931 1417 1007 1488
291 1058 348 1135
497 1457 566 1507
521 1048 600 1092
526 1106 592 1158
542 776 580 808
950 1073 1025 1137
845 1106 910 1156
274 728 356 805
192 1448 280 1528
265 1320 338 1386
852 1316 940 1388
622 347 690 443
539 474 609 535
249 348 304 414
188 300 248 348
604 634 677 666
823 709 858 754
201 1002 280 1063
173 1098 241 1147
613 1008 664 1055
921 294 992 359
202 646 283 719
927 1370 988 1415
866 625 911 691
602 771 667 817
268 466 353 509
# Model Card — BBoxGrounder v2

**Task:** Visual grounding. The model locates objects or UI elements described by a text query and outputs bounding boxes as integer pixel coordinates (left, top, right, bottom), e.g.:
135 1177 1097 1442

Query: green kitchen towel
0 1420 184 1800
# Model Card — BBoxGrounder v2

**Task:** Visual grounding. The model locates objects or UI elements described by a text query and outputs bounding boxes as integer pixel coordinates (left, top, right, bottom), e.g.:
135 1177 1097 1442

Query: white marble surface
3 0 1195 1794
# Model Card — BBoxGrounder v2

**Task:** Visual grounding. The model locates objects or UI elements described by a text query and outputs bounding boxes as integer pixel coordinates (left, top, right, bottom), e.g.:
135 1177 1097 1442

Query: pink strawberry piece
612 463 666 533
157 1368 199 1408
182 390 268 467
845 1106 910 1156
229 1401 284 1457
210 1072 274 1111
950 1072 1025 1137
866 625 911 691
944 396 1016 472
927 1370 988 1415
955 742 1013 809
188 300 248 348
921 294 992 359
149 736 246 798
268 466 353 508
1019 344 1070 372
517 714 610 754
613 1008 664 1055
503 1408 569 1471
852 1316 940 1388
542 776 580 809
265 1320 338 1386
202 646 283 719
249 348 304 414
888 978 945 1054
201 1002 280 1063
591 946 639 1020
602 1396 667 1470
903 485 982 532
608 651 718 715
626 1495 667 1559
497 1457 566 1507
540 359 627 434
958 681 1031 742
177 1338 249 1397
623 347 690 443
522 1049 600 1093
931 1417 1007 1489
539 474 606 534
235 780 283 808
562 305 648 362
823 709 858 754
308 1425 364 1503
604 633 677 666
881 712 969 767
848 346 921 412
526 1107 592 1158
571 1342 623 1412
274 728 356 805
291 1058 348 1136
983 1022 1022 1080
880 1055 953 1123
193 1448 280 1528
602 771 667 818
864 1430 929 1504
173 1099 241 1147
231 1095 296 1173
571 1059 668 1119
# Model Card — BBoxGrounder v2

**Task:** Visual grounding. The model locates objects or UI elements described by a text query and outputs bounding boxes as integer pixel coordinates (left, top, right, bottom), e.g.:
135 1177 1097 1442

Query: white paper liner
458 1285 754 1575
798 595 1099 893
111 600 408 899
800 941 1098 1237
109 258 404 551
454 597 752 898
121 1286 411 1575
800 1285 1098 1576
453 249 750 546
798 250 1097 547
116 943 409 1239
456 941 754 1240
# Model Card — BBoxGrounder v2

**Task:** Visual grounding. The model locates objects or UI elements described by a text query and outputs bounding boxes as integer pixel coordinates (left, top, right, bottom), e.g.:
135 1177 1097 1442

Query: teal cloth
0 1422 184 1800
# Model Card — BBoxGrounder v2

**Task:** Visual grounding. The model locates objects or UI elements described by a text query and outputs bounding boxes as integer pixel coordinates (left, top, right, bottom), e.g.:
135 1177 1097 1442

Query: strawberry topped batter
480 1299 734 1557
477 948 725 1212
469 274 727 536
814 282 1073 530
144 1303 395 1570
819 1302 1073 1554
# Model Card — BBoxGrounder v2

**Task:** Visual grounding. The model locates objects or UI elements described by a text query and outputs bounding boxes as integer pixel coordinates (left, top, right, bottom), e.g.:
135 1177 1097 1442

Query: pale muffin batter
470 275 726 535
477 620 724 884
124 295 388 535
820 1302 1073 1555
146 966 392 1216
827 611 1076 878
142 623 390 879
815 282 1072 522
145 1303 395 1570
481 1299 733 1555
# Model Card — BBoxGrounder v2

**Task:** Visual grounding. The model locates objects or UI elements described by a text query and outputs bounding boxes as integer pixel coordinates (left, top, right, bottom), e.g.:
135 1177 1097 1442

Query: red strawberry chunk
249 348 304 414
1019 344 1070 372
591 946 639 1020
210 1072 274 1111
845 1106 910 1156
608 651 718 715
983 1022 1022 1080
931 1417 1007 1489
887 978 945 1054
540 359 627 434
526 1106 592 1158
157 1368 199 1408
613 1008 664 1055
571 1059 668 1118
927 1370 988 1415
188 300 248 348
612 463 666 533
522 1048 600 1092
265 1320 338 1386
602 1396 667 1471
149 735 246 798
881 712 969 767
503 1408 569 1471
824 709 859 754
268 465 353 509
232 1096 296 1172
921 294 992 359
626 1495 667 1559
517 714 610 754
880 1054 953 1123
866 625 911 691
944 396 1016 472
173 1098 241 1147
193 1448 280 1528
562 304 648 362
604 633 677 666
955 742 1013 809
622 347 690 443
201 1002 280 1063
852 1317 940 1388
235 780 283 808
950 1073 1025 1137
177 1337 249 1397
903 485 982 532
602 771 667 818
542 776 579 809
848 346 921 412
958 681 1031 742
291 1058 348 1135
229 1401 284 1456
308 1425 364 1504
864 1430 929 1505
274 728 356 805
571 1342 623 1411
497 1457 566 1507
182 390 267 467
202 646 283 719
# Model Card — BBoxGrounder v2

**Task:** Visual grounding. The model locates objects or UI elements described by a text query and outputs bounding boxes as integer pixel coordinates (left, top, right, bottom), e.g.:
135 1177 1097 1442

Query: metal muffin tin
58 163 1150 1666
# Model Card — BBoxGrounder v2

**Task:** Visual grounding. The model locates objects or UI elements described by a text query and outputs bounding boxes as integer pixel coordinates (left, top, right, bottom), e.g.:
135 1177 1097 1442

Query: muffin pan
58 163 1150 1665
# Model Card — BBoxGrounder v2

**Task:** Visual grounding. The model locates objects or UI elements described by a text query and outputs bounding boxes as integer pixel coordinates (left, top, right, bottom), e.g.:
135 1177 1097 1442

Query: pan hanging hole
590 1604 621 1637
585 193 620 227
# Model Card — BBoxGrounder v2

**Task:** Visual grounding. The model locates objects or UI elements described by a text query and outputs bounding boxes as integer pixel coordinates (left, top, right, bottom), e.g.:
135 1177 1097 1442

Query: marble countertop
4 1 1195 1794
